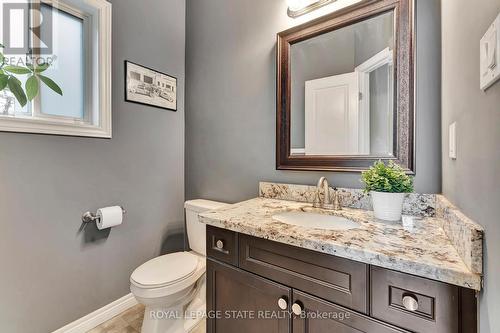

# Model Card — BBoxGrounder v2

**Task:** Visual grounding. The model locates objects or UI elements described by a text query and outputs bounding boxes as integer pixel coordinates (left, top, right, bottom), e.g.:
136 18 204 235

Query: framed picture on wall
125 61 177 111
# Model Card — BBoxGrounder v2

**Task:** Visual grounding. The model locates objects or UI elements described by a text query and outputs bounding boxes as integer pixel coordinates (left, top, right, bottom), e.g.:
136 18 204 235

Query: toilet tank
184 199 228 256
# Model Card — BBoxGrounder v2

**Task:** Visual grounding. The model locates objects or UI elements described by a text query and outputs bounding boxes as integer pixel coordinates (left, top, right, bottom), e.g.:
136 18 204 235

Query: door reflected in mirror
290 11 395 157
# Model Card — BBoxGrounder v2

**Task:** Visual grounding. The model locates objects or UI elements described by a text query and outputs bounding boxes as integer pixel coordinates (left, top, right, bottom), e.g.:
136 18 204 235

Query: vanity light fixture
287 0 335 17
287 0 367 18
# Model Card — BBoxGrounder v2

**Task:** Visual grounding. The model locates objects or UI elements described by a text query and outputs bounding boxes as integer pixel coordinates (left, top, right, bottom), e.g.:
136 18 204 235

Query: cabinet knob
291 303 303 316
277 297 288 310
402 294 419 312
216 240 224 249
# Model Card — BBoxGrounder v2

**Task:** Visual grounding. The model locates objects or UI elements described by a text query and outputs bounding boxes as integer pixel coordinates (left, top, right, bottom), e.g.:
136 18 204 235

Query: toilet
130 199 228 333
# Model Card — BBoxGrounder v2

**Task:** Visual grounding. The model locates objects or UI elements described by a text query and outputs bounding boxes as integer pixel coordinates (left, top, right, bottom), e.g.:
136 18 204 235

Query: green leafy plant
0 43 62 107
361 160 414 194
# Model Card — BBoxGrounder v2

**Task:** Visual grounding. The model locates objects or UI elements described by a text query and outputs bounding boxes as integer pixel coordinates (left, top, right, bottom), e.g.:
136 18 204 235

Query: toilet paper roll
96 206 123 230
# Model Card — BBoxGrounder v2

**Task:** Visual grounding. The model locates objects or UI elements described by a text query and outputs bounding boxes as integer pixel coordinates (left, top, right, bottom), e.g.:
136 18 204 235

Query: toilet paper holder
82 206 126 224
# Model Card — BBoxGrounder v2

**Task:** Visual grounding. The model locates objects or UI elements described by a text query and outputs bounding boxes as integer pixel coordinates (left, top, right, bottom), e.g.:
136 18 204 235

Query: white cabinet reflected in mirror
290 11 395 157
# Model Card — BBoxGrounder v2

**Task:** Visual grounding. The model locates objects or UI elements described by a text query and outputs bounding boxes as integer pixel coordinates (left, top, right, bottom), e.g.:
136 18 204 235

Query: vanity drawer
239 234 368 313
370 266 459 333
206 225 238 265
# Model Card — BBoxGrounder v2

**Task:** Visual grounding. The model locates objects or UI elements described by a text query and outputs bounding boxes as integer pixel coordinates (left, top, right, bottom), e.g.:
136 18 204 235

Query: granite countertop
199 197 482 290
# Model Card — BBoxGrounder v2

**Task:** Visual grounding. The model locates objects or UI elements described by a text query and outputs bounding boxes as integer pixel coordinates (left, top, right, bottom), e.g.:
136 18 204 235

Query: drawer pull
277 297 288 310
216 240 224 249
402 294 419 312
292 303 303 316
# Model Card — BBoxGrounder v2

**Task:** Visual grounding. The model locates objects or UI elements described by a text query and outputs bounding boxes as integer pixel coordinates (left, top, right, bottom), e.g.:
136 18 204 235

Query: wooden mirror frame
276 0 414 173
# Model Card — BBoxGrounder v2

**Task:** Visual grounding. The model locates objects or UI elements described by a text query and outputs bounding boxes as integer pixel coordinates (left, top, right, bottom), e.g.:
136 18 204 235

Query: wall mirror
277 0 414 172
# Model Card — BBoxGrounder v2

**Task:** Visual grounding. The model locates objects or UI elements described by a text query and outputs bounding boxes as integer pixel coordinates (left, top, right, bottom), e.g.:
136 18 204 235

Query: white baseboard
52 293 138 333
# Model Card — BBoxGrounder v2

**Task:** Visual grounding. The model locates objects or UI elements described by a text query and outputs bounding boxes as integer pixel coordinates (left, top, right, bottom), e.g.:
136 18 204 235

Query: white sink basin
272 211 360 231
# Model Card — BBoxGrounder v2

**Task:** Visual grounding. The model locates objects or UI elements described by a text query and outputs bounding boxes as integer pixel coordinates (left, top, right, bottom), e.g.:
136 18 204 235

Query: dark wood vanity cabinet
206 226 477 333
207 259 291 333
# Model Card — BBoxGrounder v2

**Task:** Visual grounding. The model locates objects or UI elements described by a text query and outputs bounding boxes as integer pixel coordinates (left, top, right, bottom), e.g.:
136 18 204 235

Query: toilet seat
131 252 199 288
130 251 206 300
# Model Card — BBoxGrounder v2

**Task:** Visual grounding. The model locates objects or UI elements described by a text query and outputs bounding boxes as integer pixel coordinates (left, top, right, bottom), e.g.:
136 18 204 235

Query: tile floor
87 304 205 333
87 304 145 333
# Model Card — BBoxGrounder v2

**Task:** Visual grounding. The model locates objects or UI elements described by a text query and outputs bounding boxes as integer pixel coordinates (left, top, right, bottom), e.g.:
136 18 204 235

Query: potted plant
361 160 414 221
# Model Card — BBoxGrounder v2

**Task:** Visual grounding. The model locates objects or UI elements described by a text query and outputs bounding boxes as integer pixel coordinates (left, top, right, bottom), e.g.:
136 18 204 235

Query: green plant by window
361 160 414 194
0 43 62 107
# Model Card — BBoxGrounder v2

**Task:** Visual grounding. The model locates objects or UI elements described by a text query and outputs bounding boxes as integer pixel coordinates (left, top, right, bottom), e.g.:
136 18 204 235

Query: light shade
287 0 335 17
287 0 366 18
287 0 321 11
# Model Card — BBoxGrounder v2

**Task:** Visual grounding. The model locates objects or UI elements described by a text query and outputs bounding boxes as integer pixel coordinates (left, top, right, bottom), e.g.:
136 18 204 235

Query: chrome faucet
313 177 342 211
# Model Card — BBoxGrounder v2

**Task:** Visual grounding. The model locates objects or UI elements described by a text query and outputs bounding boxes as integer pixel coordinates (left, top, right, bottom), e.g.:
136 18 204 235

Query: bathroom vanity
199 0 483 331
200 183 483 333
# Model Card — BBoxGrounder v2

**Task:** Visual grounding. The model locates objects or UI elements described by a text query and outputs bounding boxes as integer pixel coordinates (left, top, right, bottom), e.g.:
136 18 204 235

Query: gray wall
186 0 442 203
441 1 500 332
0 0 185 331
353 12 394 66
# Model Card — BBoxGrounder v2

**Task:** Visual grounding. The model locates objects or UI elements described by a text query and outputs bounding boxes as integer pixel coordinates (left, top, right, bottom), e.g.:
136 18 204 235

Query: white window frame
0 0 112 138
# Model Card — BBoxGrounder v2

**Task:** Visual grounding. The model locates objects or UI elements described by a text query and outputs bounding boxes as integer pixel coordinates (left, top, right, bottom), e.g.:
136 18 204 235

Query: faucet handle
332 188 342 211
313 189 322 208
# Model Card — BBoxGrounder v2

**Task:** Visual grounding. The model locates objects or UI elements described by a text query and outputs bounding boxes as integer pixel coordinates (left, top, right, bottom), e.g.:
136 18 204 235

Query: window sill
0 115 111 138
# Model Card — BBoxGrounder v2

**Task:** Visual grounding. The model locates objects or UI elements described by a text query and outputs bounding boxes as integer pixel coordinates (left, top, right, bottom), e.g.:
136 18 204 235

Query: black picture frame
124 60 177 111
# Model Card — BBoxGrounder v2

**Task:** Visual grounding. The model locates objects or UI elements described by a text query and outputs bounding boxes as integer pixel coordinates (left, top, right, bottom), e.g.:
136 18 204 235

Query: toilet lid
131 252 199 288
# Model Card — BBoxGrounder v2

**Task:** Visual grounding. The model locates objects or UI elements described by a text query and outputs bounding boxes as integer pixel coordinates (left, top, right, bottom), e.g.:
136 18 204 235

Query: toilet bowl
130 199 228 333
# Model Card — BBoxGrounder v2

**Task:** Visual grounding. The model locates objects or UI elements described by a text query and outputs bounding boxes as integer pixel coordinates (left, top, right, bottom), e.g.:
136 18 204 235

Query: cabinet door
207 259 291 333
292 290 409 333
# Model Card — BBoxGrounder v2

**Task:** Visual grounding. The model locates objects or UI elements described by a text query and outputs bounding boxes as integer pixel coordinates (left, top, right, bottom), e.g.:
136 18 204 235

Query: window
130 71 140 81
0 0 112 138
39 4 85 119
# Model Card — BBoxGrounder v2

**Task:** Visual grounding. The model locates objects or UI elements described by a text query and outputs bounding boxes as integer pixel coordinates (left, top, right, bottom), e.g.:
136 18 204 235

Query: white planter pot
370 191 405 221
